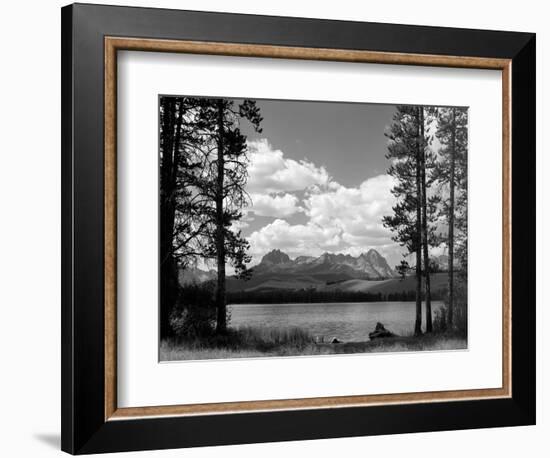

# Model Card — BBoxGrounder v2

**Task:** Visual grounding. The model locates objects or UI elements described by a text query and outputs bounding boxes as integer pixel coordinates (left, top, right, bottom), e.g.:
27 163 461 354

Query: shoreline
229 300 442 306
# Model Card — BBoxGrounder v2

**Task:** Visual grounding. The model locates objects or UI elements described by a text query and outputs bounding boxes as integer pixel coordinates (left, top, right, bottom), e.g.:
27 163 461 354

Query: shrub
170 281 217 338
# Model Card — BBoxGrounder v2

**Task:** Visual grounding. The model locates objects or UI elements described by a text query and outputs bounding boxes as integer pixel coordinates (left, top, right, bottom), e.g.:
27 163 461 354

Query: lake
228 301 444 342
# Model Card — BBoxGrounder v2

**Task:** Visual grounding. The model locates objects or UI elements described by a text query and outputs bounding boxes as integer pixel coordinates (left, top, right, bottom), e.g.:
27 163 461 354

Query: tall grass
160 342 267 361
160 325 317 361
160 325 467 361
339 333 467 354
231 326 315 350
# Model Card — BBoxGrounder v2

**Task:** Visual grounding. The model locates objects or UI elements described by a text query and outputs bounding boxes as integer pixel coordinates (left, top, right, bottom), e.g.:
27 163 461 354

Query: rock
369 322 397 340
331 338 342 344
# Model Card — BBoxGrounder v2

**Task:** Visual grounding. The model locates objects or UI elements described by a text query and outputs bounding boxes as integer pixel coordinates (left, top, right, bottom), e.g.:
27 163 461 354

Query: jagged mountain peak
180 248 397 290
261 249 291 265
257 249 395 279
362 248 384 260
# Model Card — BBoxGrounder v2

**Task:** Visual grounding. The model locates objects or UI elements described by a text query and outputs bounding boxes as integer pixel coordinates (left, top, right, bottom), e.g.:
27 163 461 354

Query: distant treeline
227 288 445 304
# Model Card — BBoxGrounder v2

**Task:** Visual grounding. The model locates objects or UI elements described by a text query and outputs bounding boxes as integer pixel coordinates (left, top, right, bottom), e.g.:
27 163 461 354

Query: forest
159 96 468 357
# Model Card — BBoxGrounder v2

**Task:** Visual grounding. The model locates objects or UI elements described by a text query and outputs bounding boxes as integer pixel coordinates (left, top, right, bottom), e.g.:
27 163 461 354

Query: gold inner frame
104 37 512 421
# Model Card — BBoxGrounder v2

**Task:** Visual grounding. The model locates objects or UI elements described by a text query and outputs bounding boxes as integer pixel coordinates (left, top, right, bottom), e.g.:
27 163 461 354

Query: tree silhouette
434 106 468 328
383 105 424 335
189 98 262 334
159 97 208 337
159 96 262 336
419 106 439 333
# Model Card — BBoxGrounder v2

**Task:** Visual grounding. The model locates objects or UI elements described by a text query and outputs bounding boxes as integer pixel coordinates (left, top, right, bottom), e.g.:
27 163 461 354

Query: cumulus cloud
247 139 331 194
248 219 342 263
248 192 303 218
230 219 250 232
245 173 405 265
304 174 397 246
242 140 408 267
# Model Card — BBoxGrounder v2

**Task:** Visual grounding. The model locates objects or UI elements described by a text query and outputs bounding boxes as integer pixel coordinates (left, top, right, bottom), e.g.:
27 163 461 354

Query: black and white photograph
159 95 468 361
0 0 541 456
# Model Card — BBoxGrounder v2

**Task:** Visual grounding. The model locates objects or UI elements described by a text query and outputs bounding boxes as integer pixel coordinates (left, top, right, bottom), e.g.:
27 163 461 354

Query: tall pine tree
434 106 468 328
419 107 438 333
383 106 424 335
190 98 263 334
159 97 208 337
159 96 263 337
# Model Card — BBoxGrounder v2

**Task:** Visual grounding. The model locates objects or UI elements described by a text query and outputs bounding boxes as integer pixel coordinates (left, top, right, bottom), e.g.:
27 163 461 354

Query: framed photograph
61 3 536 454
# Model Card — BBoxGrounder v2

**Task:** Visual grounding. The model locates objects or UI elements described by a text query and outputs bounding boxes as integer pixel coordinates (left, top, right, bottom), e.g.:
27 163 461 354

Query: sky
234 98 408 268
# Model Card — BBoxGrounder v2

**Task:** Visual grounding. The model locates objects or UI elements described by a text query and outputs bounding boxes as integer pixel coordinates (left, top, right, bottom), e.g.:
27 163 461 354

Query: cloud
247 219 342 263
247 139 330 194
246 173 404 266
304 174 397 246
230 219 250 231
248 192 303 218
242 140 408 267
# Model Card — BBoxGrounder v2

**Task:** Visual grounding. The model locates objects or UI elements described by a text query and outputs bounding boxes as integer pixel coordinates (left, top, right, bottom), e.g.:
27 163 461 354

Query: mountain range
179 249 398 292
255 249 395 279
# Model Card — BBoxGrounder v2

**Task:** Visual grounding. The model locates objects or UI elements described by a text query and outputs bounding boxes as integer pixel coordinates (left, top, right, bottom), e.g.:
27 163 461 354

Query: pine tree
419 107 438 333
159 97 207 337
159 96 262 337
383 106 424 335
190 98 262 334
434 106 468 328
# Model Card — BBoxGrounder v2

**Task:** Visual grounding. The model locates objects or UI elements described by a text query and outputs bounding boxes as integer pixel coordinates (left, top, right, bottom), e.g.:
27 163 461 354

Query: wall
0 0 544 456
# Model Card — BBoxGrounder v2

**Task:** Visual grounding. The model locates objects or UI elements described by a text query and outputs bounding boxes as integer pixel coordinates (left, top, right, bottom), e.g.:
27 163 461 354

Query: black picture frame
61 3 536 454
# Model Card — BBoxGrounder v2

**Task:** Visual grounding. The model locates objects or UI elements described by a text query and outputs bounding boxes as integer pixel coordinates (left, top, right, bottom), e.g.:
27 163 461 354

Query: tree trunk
420 108 432 333
448 108 456 329
414 107 423 336
159 98 178 339
215 100 227 334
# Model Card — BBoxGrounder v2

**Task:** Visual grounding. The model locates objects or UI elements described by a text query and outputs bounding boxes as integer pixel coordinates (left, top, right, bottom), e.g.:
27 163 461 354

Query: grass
314 332 467 355
160 326 316 361
160 327 467 361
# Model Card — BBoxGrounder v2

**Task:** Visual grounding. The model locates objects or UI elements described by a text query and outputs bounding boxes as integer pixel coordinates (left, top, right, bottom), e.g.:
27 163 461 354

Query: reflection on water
228 301 444 342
